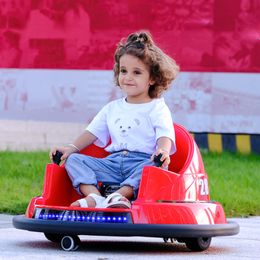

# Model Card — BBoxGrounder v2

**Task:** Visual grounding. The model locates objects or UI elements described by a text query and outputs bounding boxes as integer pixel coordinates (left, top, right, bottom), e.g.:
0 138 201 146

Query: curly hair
113 31 180 98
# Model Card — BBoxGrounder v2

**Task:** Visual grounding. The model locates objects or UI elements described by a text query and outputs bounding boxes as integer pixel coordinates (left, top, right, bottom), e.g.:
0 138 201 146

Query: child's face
118 54 154 103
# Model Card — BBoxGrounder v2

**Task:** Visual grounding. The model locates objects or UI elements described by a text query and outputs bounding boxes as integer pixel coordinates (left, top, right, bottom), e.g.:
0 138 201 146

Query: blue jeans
65 150 156 197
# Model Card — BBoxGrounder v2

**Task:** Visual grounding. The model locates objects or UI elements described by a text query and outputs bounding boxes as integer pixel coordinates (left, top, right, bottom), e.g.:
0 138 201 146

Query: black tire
44 233 63 243
60 235 81 251
184 237 212 251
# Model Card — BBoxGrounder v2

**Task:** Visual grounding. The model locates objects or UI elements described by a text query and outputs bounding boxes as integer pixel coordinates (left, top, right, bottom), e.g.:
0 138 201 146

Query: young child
50 31 179 209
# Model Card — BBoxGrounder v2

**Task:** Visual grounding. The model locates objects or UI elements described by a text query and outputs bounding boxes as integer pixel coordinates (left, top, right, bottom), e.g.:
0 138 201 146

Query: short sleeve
86 105 110 148
150 101 176 154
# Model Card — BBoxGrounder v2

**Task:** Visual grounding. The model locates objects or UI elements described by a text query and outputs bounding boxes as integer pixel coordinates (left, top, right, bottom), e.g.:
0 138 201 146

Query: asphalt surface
0 214 260 259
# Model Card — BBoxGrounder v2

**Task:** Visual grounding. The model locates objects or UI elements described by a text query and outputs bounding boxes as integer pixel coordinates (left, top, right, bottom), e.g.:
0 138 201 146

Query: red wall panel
0 0 259 72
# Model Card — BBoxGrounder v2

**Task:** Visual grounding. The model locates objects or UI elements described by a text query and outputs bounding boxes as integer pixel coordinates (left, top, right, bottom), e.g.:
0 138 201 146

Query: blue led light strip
34 208 132 224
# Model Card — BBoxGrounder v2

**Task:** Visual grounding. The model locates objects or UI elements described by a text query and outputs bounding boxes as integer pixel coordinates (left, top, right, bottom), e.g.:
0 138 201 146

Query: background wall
0 0 260 152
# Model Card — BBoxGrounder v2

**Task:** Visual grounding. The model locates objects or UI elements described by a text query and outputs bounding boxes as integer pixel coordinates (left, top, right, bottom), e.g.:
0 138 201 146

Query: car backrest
168 124 194 174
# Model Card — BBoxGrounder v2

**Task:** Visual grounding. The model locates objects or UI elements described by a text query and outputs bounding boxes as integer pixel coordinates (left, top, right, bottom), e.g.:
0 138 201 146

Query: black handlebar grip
153 153 165 167
52 151 63 165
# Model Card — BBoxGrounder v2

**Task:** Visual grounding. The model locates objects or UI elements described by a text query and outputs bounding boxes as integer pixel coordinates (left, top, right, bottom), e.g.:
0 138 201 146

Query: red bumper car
13 124 239 251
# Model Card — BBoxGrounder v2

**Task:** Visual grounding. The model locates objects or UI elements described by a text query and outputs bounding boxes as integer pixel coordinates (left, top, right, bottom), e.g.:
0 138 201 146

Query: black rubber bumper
13 215 239 238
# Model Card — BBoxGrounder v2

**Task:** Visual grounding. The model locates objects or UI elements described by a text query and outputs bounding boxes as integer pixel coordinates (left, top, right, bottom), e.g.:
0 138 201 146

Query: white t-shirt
86 97 176 155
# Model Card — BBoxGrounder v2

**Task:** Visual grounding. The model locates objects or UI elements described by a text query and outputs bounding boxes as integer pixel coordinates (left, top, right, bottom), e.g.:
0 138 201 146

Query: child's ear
149 79 155 86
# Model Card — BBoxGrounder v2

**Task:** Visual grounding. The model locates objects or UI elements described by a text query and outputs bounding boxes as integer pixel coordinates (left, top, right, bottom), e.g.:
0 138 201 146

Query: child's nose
125 74 133 81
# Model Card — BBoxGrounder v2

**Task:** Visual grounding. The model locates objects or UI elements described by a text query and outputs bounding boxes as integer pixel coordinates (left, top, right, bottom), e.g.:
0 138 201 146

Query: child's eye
120 68 127 74
134 70 141 75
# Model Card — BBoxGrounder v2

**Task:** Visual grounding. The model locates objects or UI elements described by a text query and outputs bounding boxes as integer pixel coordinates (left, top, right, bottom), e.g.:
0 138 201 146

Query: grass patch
0 150 259 217
0 151 47 214
202 151 260 217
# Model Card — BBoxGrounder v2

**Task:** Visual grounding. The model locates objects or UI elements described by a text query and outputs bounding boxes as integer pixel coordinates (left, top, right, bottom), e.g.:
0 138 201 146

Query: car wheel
60 235 81 251
184 237 212 251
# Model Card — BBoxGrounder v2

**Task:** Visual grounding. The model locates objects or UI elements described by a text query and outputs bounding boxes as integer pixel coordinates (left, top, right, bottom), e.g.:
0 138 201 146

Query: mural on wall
0 0 260 133
1 0 260 71
1 69 259 134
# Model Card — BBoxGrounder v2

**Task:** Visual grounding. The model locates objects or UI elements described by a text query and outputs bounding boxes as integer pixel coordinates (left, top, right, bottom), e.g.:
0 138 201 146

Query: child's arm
151 137 172 168
71 130 97 152
50 130 97 162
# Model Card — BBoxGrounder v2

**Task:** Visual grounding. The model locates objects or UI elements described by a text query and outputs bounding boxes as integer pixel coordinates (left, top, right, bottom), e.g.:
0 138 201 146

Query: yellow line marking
208 134 222 153
236 135 251 154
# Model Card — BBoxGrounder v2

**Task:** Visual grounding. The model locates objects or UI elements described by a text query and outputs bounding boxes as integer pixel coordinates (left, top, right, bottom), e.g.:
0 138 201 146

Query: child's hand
49 146 77 163
151 148 171 168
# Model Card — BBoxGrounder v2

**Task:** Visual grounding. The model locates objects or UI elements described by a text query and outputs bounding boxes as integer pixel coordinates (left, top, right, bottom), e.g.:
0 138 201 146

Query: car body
13 123 239 251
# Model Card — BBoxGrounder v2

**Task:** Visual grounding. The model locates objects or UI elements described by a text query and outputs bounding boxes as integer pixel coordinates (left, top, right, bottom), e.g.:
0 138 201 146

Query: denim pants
65 150 156 197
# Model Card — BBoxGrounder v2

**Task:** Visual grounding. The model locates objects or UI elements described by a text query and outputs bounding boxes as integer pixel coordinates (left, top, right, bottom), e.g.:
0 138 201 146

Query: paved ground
0 214 260 259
